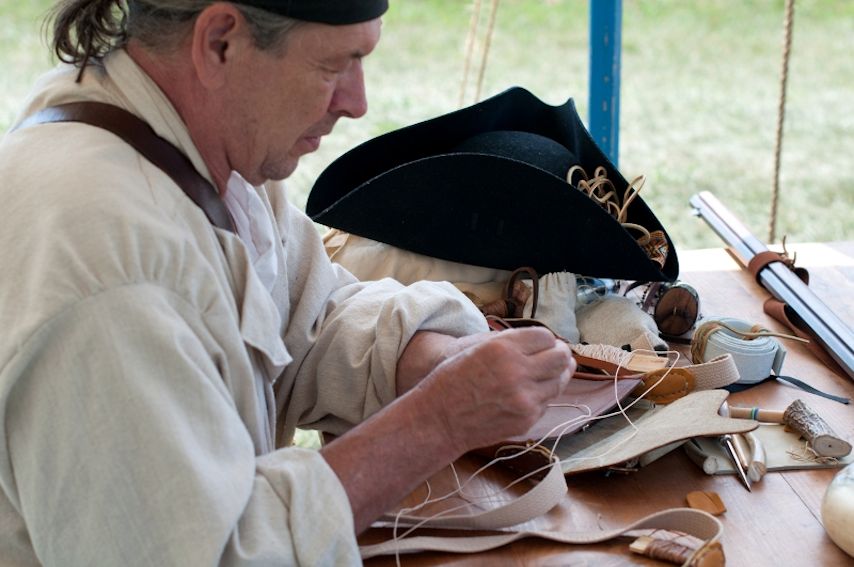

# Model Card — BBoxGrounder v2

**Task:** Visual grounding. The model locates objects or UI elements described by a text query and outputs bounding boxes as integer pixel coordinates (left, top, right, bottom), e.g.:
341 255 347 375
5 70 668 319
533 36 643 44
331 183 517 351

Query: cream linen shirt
0 51 487 566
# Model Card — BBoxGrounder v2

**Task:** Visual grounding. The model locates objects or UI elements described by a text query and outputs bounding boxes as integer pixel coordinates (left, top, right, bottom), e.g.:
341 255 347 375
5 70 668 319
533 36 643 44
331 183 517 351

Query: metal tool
720 434 752 491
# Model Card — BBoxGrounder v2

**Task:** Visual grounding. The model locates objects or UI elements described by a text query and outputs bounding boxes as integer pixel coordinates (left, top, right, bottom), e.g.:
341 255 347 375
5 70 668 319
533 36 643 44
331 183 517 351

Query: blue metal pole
588 0 623 166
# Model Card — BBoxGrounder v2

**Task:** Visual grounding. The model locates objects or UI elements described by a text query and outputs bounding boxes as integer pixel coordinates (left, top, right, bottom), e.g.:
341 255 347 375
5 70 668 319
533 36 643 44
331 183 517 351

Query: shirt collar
104 49 217 191
223 171 280 293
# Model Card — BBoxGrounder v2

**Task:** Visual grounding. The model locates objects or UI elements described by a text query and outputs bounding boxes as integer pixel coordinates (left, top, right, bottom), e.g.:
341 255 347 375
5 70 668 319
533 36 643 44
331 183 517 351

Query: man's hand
322 326 575 533
415 327 576 453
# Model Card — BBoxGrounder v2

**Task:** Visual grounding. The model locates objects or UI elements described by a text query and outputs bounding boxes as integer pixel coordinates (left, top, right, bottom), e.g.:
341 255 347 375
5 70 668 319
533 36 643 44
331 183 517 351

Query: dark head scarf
231 0 388 24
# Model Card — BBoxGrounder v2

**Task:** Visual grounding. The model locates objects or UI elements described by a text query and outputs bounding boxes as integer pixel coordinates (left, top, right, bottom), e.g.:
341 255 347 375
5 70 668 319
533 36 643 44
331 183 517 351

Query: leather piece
555 390 757 475
685 491 727 516
748 250 810 285
685 424 854 474
495 377 640 444
633 367 696 404
764 297 847 378
362 506 724 560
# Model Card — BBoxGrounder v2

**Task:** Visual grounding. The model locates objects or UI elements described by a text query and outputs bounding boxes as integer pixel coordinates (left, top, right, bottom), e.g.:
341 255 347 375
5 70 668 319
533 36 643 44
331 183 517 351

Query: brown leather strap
15 102 235 233
746 251 847 376
763 297 846 377
747 250 809 285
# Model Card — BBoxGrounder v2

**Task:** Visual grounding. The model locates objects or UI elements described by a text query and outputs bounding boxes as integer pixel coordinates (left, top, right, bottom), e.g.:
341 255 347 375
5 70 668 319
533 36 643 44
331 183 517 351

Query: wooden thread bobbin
654 282 700 337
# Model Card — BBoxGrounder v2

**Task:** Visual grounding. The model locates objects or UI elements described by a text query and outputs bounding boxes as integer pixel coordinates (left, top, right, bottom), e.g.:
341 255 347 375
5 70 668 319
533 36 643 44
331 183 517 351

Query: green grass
2 0 852 252
0 2 54 130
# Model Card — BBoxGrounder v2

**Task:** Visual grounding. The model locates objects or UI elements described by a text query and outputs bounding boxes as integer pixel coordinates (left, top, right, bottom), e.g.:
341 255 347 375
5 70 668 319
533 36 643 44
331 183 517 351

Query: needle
720 435 752 491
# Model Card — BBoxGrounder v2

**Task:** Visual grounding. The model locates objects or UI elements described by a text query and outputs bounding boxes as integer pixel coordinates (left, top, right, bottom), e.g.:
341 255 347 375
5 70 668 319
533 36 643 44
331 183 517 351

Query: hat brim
307 87 678 281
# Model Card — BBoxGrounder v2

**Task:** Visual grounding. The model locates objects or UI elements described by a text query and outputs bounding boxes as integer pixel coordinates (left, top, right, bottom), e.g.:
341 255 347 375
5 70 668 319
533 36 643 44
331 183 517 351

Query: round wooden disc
654 284 700 336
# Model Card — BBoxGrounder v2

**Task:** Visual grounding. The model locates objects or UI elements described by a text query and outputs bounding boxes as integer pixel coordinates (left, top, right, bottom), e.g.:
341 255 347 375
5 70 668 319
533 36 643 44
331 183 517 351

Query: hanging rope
769 0 796 243
458 0 482 107
458 0 501 107
475 0 500 103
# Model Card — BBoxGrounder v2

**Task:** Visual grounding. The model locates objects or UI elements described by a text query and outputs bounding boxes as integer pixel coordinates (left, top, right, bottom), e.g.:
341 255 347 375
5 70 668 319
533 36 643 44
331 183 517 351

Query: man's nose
330 60 368 119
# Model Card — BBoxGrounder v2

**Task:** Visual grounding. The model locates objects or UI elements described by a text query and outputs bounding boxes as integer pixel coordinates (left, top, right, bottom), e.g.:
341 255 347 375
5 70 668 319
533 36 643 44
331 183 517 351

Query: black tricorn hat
229 0 388 24
307 87 678 281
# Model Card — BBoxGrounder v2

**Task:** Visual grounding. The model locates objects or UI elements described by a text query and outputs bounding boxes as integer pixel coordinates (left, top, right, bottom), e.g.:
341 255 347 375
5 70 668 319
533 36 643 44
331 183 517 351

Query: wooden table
361 242 854 566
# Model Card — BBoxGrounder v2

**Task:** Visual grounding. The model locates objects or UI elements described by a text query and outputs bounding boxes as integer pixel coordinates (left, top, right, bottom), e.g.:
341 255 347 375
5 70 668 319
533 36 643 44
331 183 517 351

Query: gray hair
49 0 302 73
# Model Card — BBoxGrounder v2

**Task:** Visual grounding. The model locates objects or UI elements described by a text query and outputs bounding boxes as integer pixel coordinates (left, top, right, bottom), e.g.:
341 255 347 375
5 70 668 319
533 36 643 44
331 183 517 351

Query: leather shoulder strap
15 101 235 233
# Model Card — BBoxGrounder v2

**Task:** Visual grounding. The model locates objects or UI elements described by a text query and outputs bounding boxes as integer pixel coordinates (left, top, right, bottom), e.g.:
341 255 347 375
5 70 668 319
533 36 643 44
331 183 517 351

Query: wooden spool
654 282 700 337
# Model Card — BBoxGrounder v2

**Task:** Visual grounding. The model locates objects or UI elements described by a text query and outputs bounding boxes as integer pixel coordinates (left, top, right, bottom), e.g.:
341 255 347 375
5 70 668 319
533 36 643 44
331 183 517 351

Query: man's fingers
558 366 573 392
496 326 562 354
522 339 575 382
483 328 576 386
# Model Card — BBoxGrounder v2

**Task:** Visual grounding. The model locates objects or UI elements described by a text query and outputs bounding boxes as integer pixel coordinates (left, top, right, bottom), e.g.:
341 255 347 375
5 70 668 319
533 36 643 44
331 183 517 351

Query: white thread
388 349 681 562
390 351 679 529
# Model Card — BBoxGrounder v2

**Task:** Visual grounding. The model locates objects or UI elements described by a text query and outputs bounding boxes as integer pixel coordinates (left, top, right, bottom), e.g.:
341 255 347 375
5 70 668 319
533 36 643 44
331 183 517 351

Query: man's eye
320 69 339 83
323 59 352 75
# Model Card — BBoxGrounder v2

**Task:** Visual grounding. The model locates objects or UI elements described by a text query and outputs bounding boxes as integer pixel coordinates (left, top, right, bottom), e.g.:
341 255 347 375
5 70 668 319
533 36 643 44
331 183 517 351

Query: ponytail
46 0 301 81
49 0 128 78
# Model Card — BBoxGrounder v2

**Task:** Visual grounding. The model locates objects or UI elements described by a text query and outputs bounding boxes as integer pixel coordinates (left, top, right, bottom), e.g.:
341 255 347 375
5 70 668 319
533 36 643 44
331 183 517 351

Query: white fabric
576 295 668 351
525 272 579 343
223 170 280 292
325 230 514 299
686 354 742 390
324 231 582 341
0 51 488 566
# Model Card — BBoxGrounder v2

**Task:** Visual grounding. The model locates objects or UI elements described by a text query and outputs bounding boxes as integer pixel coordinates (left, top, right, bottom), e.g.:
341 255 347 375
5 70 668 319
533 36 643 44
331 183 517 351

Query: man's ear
190 3 251 89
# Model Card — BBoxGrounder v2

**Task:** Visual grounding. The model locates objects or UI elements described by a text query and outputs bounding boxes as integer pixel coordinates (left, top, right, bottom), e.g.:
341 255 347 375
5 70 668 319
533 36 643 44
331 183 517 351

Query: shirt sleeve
1 283 360 566
270 198 490 438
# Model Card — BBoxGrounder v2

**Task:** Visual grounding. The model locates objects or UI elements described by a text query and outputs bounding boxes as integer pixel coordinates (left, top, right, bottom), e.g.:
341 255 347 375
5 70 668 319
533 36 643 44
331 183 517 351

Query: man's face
229 18 382 184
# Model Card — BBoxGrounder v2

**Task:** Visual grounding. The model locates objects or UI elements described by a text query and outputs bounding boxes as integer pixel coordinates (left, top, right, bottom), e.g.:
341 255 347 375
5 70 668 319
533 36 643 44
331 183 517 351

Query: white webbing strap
380 452 567 531
694 317 786 384
687 353 741 390
361 458 723 560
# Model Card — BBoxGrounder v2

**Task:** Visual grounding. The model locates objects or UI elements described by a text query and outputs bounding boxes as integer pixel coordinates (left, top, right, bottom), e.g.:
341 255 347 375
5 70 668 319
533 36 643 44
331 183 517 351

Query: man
0 0 575 564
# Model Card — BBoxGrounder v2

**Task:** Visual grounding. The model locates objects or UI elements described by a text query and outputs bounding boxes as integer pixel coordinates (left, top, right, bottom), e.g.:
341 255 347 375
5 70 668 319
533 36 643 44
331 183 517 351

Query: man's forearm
320 383 462 533
324 328 575 535
395 330 490 394
322 331 484 533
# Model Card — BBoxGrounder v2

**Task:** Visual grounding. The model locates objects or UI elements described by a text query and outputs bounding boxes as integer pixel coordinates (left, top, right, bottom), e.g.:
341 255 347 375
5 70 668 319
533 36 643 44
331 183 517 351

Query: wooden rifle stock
689 191 853 379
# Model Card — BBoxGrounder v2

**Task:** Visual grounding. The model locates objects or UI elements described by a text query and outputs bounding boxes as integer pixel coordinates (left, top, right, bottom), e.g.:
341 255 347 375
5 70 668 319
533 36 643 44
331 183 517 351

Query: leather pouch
472 377 641 478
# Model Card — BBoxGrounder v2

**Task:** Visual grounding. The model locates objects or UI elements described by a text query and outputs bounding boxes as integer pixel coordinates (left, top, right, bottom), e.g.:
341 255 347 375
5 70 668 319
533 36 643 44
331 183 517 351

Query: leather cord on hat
566 165 668 268
14 102 236 234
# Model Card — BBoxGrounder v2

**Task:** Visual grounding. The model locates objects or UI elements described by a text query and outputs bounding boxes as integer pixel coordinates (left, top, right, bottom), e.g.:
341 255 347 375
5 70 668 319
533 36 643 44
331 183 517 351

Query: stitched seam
3 281 209 376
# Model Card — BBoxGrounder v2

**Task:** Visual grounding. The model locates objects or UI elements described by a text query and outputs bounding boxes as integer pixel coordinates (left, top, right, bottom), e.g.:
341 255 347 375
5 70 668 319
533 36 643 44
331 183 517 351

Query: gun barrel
689 191 853 379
